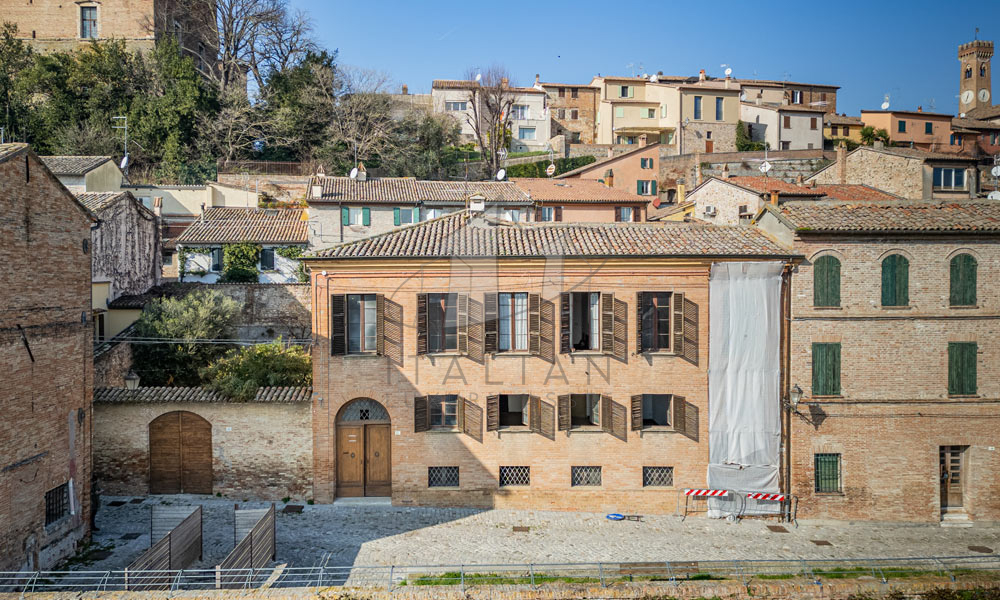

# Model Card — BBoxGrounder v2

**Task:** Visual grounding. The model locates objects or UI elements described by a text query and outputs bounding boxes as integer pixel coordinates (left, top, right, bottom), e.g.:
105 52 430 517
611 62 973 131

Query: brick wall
94 340 133 387
808 148 925 200
0 149 94 570
93 400 313 499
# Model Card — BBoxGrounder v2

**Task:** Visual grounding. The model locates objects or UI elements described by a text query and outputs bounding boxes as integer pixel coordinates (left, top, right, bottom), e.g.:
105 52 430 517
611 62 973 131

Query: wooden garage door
149 411 212 494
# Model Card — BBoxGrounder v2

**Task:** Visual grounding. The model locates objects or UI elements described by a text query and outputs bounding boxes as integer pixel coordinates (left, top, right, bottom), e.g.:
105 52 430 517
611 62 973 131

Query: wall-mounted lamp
788 384 803 408
124 371 140 391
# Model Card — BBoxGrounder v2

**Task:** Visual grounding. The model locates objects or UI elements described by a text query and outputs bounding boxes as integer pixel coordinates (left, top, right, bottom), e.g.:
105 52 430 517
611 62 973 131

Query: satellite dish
724 67 732 76
496 169 506 181
120 154 129 170
649 74 658 83
474 73 482 82
989 191 1000 201
349 167 359 179
991 166 1000 177
880 101 890 110
545 163 556 177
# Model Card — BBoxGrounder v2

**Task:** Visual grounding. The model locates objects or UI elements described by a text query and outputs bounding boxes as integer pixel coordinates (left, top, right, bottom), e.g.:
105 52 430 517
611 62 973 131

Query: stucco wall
690 179 762 225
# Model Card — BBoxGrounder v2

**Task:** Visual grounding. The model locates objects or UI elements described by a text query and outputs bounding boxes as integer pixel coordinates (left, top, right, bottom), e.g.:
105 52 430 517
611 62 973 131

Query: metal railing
2 555 999 594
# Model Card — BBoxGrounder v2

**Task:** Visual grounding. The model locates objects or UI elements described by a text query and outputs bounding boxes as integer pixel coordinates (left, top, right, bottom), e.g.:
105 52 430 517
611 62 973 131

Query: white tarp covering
707 262 783 517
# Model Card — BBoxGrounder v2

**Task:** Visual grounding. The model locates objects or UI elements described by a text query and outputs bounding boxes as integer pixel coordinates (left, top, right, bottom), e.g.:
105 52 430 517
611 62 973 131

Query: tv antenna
626 62 636 77
112 116 129 175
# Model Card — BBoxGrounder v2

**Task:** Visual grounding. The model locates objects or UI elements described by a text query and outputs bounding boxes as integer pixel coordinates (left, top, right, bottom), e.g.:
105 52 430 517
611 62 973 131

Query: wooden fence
124 506 202 591
215 504 276 589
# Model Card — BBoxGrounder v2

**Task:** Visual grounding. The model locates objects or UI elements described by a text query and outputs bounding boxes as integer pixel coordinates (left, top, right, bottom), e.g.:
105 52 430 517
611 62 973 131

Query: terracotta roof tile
76 191 130 213
0 143 28 163
727 176 825 196
824 114 863 126
806 184 903 203
40 155 114 175
177 207 308 244
306 211 794 259
94 386 312 404
512 178 647 203
308 177 530 204
774 200 1000 233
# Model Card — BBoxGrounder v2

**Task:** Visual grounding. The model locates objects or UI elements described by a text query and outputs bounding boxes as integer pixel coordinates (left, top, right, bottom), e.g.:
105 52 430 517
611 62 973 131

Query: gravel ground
71 495 1000 572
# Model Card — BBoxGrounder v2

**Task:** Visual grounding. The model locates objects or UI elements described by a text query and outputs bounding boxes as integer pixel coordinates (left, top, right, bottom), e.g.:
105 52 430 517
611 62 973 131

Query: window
503 208 522 222
950 253 977 307
644 107 655 119
558 87 565 97
537 206 556 222
428 466 459 487
45 483 69 526
162 253 173 266
898 120 906 133
568 292 600 351
637 394 671 427
965 66 972 79
715 97 724 120
342 206 370 226
395 206 417 225
570 132 581 143
347 294 377 353
660 104 666 118
210 248 223 272
812 342 841 396
814 454 841 493
780 141 790 150
982 63 988 77
948 342 977 396
570 109 578 120
571 88 578 99
693 96 702 120
881 254 909 307
422 208 442 221
925 122 933 135
643 466 674 487
830 125 839 136
512 104 530 120
637 180 652 195
614 106 625 118
569 394 601 428
428 395 458 428
499 466 530 487
813 255 841 307
427 293 458 352
557 108 565 119
518 127 536 140
445 101 467 111
571 465 602 486
783 115 791 129
706 131 712 140
499 394 529 427
933 167 966 190
259 248 275 270
619 85 632 98
95 313 105 343
810 117 817 130
842 126 850 136
792 90 802 104
639 292 671 351
498 292 528 351
80 6 97 38
616 206 634 222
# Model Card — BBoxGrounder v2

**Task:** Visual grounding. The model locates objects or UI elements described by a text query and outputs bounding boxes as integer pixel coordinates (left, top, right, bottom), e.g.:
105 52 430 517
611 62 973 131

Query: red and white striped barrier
684 488 729 497
746 492 787 502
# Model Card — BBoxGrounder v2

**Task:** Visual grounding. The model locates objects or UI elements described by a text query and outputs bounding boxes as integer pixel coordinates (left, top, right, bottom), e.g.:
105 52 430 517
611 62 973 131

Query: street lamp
124 371 140 391
788 384 803 408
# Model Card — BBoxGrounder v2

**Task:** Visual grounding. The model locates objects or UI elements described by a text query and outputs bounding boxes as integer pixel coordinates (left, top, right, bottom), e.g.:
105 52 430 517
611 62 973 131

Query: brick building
0 144 96 570
303 212 797 511
737 79 839 114
556 143 663 205
755 200 1000 523
541 81 598 144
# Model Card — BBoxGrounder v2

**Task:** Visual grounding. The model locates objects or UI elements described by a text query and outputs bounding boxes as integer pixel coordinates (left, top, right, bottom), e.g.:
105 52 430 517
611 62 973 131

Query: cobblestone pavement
75 496 1000 572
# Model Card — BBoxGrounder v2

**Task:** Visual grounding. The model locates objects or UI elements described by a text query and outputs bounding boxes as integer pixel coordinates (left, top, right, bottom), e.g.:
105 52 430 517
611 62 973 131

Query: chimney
695 152 703 186
501 77 509 88
316 164 326 177
534 73 540 86
698 69 706 82
769 191 779 205
153 196 163 218
917 106 922 112
874 140 885 150
721 164 730 180
401 84 408 95
604 169 614 188
836 141 847 184
657 70 664 76
795 174 804 185
356 162 367 181
809 179 817 188
638 134 647 147
607 147 614 158
200 202 206 222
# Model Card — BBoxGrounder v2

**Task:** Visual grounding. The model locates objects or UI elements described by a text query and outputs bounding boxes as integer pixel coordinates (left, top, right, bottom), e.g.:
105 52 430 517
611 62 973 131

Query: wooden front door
336 423 391 497
149 411 212 494
705 140 714 153
940 445 966 509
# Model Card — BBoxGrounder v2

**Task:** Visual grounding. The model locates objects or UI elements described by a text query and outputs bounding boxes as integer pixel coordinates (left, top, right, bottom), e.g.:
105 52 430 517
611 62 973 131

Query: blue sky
288 0 998 116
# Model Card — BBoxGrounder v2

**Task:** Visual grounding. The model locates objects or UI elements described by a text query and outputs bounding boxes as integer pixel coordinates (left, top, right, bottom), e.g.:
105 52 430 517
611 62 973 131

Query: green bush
219 242 260 283
201 339 312 401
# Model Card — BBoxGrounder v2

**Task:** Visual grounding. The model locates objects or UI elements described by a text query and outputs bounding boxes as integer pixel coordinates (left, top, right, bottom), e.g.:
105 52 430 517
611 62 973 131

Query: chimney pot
770 191 779 205
401 84 408 95
607 147 614 158
796 174 804 184
917 106 922 112
534 73 540 85
699 69 706 82
604 169 614 187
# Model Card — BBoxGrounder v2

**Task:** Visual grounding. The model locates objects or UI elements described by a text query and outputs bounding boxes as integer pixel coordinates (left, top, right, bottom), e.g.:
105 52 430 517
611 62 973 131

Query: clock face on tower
980 89 992 103
961 90 974 105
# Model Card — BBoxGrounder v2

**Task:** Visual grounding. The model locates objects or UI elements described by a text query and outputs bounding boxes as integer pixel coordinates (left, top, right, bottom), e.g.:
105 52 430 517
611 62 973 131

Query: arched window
982 63 988 77
337 397 389 422
813 255 841 307
965 66 973 79
950 253 977 307
881 254 909 307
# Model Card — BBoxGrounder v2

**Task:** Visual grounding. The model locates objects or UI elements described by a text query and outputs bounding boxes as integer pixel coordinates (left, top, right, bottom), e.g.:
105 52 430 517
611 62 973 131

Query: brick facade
0 146 94 570
557 144 661 209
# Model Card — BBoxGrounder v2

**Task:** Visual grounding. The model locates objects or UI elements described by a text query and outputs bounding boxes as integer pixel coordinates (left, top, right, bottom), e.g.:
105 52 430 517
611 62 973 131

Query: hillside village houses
431 78 552 152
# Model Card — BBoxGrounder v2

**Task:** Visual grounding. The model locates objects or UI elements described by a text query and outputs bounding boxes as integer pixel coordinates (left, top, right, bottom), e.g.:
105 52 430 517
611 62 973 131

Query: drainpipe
780 261 793 502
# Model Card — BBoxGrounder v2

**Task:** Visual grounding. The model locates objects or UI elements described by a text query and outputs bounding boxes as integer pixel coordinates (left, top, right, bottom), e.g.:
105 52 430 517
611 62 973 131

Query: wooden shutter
413 396 429 432
631 394 643 431
814 256 841 307
610 399 627 442
341 207 349 226
601 292 615 354
535 207 543 221
881 255 909 306
484 293 498 353
950 254 977 307
614 207 622 222
636 292 645 354
613 297 627 361
557 394 570 430
416 294 428 355
636 181 643 195
362 207 371 226
393 207 401 226
812 343 841 396
672 395 686 434
461 397 483 442
539 400 555 440
651 181 657 196
382 298 404 366
486 395 500 431
948 342 977 396
457 293 469 354
528 293 541 355
601 395 612 433
555 206 563 222
529 395 541 433
672 292 685 354
539 298 556 362
559 292 571 353
375 294 385 355
330 294 346 355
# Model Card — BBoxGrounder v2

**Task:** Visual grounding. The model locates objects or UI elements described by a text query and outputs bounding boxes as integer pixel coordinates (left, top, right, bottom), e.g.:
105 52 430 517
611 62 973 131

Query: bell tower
959 40 993 115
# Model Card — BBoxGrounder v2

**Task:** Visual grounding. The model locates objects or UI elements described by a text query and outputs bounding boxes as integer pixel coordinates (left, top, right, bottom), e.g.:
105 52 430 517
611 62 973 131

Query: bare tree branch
463 64 515 177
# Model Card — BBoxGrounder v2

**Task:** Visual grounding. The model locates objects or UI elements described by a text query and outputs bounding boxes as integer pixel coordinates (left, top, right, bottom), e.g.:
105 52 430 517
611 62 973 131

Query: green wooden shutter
393 207 401 226
651 180 657 195
948 342 977 395
813 256 841 307
413 207 420 222
812 343 841 396
636 180 643 195
950 254 977 306
362 207 371 226
881 255 909 306
341 206 349 226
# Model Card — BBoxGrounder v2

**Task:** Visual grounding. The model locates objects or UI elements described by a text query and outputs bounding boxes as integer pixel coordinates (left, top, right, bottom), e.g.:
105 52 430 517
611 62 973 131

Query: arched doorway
336 398 391 497
149 411 212 494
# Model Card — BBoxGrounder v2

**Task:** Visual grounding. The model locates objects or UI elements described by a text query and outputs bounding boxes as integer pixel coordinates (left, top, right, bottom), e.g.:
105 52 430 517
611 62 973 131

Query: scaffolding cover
707 262 783 516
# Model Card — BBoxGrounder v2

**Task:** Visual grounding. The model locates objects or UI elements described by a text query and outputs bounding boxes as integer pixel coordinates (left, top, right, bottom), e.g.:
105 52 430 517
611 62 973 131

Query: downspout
780 261 793 502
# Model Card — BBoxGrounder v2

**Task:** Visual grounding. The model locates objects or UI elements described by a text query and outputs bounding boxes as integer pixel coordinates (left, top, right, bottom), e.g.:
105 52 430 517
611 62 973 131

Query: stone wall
93 400 313 499
566 144 635 160
808 147 925 199
94 341 133 388
212 283 312 340
680 122 737 154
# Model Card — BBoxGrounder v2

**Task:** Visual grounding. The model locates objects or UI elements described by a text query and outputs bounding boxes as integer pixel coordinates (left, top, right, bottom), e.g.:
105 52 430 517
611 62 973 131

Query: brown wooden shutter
486 395 499 432
672 395 686 434
601 292 615 354
539 400 556 440
539 298 556 362
457 293 469 354
557 394 571 430
631 394 643 431
484 293 498 353
375 294 385 356
528 293 540 354
600 395 612 432
529 395 541 433
535 207 543 221
672 291 685 355
613 297 627 361
636 292 645 354
383 298 404 365
330 294 346 355
416 293 428 355
614 207 622 222
610 399 627 442
414 396 429 432
555 206 563 222
461 397 483 442
559 292 571 353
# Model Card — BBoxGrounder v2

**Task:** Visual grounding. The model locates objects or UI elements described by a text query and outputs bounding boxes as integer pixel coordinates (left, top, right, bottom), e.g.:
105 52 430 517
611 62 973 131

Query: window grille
643 466 674 487
45 483 69 526
814 454 841 493
338 399 389 422
428 466 459 487
499 466 530 487
571 466 602 487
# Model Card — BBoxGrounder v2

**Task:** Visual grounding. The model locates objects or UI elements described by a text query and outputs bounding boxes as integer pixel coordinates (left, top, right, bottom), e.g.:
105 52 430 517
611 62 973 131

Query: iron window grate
571 466 602 487
45 483 69 526
428 466 460 487
814 453 841 493
643 466 674 487
499 466 530 487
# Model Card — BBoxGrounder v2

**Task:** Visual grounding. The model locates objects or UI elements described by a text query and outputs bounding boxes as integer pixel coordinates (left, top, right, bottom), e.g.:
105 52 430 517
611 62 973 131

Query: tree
860 126 890 146
377 108 462 178
132 289 240 386
202 339 311 401
0 22 33 142
319 67 396 172
463 64 516 178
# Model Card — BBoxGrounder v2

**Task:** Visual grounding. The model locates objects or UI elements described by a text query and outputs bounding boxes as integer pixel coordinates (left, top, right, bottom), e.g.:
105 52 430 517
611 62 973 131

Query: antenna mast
112 116 129 176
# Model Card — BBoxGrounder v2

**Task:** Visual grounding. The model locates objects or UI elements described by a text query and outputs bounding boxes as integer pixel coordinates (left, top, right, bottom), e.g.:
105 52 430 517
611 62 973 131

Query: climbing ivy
219 242 261 283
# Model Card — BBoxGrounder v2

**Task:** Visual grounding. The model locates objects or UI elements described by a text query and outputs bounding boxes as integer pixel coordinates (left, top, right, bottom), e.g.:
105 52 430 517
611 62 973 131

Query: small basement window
643 466 674 487
571 466 602 487
428 466 459 487
499 466 530 487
